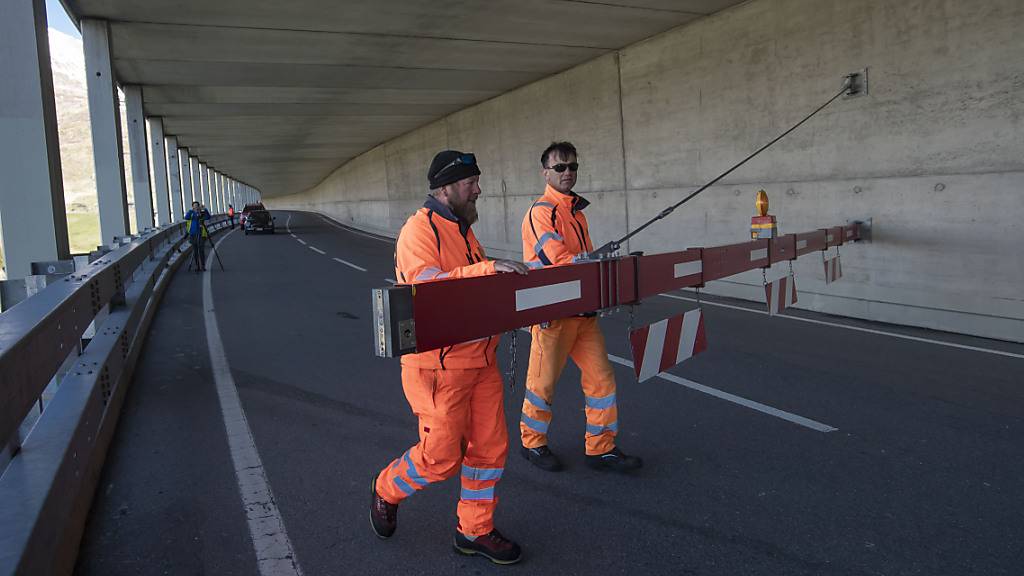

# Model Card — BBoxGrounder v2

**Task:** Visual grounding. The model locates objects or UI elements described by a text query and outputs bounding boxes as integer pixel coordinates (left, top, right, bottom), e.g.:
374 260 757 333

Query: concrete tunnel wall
269 0 1024 343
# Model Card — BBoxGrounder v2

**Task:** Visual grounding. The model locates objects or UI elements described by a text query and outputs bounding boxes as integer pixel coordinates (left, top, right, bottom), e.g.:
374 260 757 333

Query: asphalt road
76 210 1024 576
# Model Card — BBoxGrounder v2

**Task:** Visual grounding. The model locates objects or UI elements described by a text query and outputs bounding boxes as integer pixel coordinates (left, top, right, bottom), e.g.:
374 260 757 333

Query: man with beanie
518 141 643 473
371 150 529 565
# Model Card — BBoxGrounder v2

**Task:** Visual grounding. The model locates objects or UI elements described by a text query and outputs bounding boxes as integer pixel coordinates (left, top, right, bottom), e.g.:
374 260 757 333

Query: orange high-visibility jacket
521 184 593 266
396 196 498 369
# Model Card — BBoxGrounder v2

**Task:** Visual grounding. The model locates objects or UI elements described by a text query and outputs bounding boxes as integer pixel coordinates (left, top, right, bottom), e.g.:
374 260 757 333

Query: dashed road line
296 239 307 245
515 327 835 432
309 246 325 255
332 257 367 272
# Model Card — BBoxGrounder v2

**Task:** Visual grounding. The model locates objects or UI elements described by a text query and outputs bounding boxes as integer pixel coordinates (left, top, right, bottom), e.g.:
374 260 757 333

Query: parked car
244 210 275 234
239 202 266 229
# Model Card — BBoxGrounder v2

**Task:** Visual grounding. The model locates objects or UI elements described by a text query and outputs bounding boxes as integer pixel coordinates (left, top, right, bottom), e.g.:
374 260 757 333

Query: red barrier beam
375 221 863 356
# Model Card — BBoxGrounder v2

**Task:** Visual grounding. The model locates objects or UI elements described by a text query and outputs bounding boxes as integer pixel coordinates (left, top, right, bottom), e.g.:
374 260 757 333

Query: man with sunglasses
519 141 643 473
371 150 529 565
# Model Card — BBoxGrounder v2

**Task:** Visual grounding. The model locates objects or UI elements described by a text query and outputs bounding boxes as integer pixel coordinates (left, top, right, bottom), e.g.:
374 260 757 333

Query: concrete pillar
214 171 223 213
211 170 220 213
189 156 201 206
198 162 209 209
0 0 70 279
123 85 153 232
179 149 193 214
165 136 183 222
219 173 228 213
83 19 130 244
148 118 171 226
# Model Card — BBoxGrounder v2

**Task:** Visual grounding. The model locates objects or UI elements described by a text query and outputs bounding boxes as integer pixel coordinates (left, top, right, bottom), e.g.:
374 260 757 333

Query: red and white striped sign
765 274 797 315
629 309 707 382
823 255 842 284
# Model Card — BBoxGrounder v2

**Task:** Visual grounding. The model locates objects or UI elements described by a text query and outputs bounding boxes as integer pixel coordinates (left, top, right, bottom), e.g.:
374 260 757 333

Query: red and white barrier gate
373 221 866 357
629 309 707 382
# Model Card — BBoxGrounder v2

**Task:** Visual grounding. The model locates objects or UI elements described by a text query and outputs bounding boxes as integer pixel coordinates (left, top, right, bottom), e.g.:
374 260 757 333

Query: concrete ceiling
63 0 747 197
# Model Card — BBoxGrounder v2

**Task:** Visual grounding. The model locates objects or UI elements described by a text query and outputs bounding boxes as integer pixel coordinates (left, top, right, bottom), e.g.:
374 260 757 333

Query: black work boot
586 447 643 472
520 445 563 472
370 476 397 539
453 529 523 565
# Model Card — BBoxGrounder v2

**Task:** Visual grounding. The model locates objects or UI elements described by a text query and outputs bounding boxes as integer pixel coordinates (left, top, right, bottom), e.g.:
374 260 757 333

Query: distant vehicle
239 203 266 229
244 210 275 235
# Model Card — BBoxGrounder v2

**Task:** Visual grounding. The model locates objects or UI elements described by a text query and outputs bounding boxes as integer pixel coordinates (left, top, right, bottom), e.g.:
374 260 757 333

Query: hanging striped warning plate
824 254 842 284
765 274 797 315
629 309 707 383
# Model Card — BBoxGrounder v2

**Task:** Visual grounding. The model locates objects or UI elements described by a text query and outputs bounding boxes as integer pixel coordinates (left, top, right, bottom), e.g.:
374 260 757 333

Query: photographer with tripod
184 201 210 272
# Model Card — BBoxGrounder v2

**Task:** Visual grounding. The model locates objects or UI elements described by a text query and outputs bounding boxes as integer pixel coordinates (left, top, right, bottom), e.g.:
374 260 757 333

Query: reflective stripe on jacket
396 196 498 369
521 184 593 266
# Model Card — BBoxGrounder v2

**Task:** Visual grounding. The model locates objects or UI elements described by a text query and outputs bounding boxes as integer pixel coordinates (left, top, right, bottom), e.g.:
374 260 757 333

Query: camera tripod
186 226 225 272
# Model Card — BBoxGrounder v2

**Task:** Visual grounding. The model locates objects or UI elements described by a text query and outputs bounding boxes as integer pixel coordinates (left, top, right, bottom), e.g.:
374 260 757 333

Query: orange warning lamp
750 189 778 239
755 190 769 217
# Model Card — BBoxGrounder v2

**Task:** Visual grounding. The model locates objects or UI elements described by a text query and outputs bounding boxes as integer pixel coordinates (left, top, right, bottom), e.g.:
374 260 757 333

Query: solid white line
318 214 394 244
516 328 834 431
308 246 325 255
607 354 837 432
660 293 1024 360
202 232 304 576
296 239 307 245
332 257 367 272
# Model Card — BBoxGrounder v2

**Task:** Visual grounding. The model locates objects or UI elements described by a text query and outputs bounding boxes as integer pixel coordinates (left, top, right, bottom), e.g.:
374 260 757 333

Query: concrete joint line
202 231 304 576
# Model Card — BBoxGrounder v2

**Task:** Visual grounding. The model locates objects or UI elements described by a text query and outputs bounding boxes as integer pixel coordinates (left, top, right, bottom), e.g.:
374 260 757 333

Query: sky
46 0 81 39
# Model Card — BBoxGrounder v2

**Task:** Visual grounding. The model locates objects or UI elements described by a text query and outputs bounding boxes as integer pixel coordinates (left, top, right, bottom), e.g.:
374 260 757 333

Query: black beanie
428 150 480 190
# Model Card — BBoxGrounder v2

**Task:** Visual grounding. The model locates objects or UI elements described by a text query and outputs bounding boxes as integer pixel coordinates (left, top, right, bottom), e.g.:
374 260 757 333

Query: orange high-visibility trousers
520 316 618 455
376 365 508 536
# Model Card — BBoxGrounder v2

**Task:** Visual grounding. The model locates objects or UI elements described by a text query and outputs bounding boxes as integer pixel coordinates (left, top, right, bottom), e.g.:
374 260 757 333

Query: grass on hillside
0 213 102 275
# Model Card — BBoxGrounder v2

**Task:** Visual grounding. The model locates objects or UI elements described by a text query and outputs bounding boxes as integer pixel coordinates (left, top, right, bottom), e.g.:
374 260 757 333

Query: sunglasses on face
436 153 477 178
547 162 579 173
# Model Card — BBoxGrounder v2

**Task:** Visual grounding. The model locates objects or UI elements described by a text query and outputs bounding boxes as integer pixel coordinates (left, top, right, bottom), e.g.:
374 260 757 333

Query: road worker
519 141 643 473
371 150 529 565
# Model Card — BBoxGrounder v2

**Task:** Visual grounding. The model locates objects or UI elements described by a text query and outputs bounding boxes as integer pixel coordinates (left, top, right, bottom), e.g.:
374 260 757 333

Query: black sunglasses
436 153 477 178
546 162 579 173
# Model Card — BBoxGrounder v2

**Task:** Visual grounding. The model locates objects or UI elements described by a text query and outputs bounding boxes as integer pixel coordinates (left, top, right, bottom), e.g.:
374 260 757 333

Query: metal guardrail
0 216 230 575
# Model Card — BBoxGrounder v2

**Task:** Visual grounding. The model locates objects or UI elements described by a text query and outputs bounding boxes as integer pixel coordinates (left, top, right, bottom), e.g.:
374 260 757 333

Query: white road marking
606 354 837 433
318 214 394 244
333 257 367 272
290 233 296 238
516 328 835 431
296 239 307 245
308 246 325 255
202 232 304 575
660 293 1024 360
285 213 292 233
386 278 397 285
